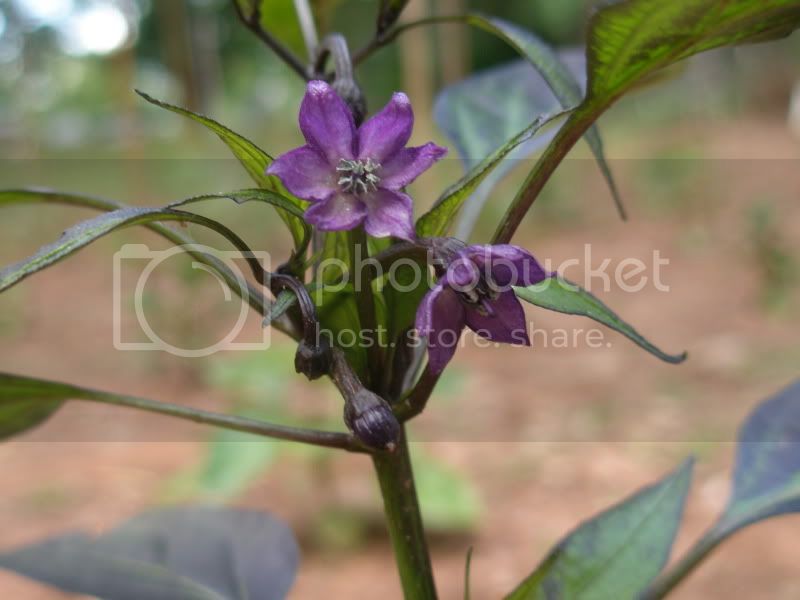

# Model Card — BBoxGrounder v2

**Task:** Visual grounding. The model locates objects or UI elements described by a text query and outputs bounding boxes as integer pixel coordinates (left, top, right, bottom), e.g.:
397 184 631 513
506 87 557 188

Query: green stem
372 428 438 599
642 528 724 599
350 228 384 388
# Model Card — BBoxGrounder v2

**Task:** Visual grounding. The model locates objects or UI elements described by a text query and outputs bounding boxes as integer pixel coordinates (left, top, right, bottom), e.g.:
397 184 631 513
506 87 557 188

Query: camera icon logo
113 243 271 357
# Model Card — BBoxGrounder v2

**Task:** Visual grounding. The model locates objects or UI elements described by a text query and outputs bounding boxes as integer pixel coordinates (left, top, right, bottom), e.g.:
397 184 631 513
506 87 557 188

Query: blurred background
1 0 800 598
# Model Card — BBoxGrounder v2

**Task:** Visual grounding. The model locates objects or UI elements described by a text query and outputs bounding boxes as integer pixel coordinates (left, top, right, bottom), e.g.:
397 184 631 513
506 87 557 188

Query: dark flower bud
344 390 401 452
294 336 331 381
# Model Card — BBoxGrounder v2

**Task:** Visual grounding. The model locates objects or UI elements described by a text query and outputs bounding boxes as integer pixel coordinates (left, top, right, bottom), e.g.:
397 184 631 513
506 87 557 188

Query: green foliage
416 111 565 238
718 379 800 546
748 203 797 312
463 14 624 218
0 374 68 440
584 1 800 107
506 460 694 600
514 278 687 364
496 0 800 242
0 205 261 295
136 91 308 251
644 380 800 598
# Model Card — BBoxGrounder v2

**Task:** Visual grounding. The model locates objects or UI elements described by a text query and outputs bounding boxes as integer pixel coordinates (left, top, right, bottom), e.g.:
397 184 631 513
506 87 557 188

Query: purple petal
415 284 466 374
464 290 530 346
443 255 480 290
266 145 336 201
357 92 413 163
303 193 367 231
465 244 547 289
379 143 448 190
299 80 356 163
362 188 415 240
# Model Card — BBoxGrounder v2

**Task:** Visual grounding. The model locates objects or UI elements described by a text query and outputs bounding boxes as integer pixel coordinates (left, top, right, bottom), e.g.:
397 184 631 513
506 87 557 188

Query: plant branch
292 0 319 60
491 108 598 244
82 389 366 452
642 527 725 599
353 15 460 66
372 428 438 599
232 0 309 80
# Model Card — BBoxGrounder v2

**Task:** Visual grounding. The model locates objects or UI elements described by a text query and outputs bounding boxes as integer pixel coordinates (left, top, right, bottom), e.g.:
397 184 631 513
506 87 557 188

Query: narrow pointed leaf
416 111 566 238
0 374 73 440
462 14 624 219
0 189 284 327
0 506 299 600
0 207 267 294
514 278 687 364
506 459 694 600
263 290 296 328
136 90 307 249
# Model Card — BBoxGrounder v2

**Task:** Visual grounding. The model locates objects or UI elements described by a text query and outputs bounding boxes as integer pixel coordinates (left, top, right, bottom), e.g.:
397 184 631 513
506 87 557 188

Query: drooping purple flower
267 80 447 239
415 243 548 374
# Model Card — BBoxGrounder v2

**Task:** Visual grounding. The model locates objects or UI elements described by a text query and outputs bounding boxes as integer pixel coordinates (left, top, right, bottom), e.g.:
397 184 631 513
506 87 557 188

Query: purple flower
415 243 548 374
267 80 447 239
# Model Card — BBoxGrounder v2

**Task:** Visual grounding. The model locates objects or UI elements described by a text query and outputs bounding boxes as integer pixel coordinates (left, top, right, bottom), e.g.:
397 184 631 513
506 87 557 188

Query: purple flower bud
267 80 447 240
344 390 401 452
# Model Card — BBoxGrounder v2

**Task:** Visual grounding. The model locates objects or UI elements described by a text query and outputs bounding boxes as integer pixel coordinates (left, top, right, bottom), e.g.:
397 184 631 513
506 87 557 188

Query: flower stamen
337 158 381 196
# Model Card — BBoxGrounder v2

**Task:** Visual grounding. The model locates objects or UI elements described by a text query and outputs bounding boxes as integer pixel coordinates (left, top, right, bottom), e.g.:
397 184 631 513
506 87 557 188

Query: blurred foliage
3 0 798 162
747 202 797 313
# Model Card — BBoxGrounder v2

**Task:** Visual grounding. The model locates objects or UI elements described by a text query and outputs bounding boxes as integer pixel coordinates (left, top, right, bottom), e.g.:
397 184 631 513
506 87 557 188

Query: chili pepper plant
2 1 800 599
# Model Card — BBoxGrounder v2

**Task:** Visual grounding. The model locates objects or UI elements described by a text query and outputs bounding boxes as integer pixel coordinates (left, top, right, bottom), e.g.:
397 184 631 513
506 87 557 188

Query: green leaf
434 58 580 239
263 290 297 328
0 188 126 212
585 0 800 107
0 507 299 600
176 189 311 260
462 14 624 219
135 90 308 250
0 374 70 440
506 459 694 600
514 278 687 364
416 111 566 238
492 1 800 244
0 206 267 295
643 380 800 598
0 189 283 327
719 379 800 533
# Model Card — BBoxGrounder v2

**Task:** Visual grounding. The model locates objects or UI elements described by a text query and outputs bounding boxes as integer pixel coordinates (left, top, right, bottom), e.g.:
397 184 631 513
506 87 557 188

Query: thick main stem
372 429 437 599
